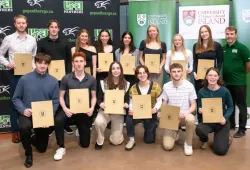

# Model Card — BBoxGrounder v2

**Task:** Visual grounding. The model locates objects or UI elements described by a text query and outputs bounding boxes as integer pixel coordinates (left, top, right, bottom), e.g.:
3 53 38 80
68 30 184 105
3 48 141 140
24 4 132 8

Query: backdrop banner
0 0 120 133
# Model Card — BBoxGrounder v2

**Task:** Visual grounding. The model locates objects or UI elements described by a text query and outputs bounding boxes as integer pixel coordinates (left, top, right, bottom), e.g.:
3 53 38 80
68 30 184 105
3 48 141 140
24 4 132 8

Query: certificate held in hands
14 53 32 75
159 105 180 130
31 100 54 128
48 60 65 80
104 90 124 114
120 55 135 75
202 98 223 123
98 53 113 72
197 59 214 79
69 89 89 113
132 95 152 119
145 54 160 73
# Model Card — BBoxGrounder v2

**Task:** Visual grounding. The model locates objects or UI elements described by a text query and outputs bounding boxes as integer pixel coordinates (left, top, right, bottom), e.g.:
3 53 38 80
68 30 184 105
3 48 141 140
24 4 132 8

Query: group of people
0 15 250 168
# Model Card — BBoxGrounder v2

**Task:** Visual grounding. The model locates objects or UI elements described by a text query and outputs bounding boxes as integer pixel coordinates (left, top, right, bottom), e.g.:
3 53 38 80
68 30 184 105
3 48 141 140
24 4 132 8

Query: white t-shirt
162 80 197 112
164 49 193 72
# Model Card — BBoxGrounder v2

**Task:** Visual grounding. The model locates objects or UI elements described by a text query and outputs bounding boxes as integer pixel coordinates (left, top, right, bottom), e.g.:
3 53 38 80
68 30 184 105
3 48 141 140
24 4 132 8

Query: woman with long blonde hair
71 29 97 77
139 24 167 87
165 34 193 79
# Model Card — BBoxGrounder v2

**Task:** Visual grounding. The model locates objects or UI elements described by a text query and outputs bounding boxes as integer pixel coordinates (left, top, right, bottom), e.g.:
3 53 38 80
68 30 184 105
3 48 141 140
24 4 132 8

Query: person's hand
166 69 170 74
124 103 129 109
96 68 102 72
193 72 198 80
157 112 161 118
152 108 157 114
220 117 226 125
179 112 188 119
86 107 94 117
7 62 15 69
99 102 105 110
128 110 133 116
186 69 191 74
23 109 32 117
41 126 49 128
63 107 74 118
198 108 203 114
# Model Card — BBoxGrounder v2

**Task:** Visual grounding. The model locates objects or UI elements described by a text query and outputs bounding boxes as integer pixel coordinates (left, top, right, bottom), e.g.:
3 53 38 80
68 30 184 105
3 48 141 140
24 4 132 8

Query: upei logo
137 14 147 27
64 1 83 14
167 114 172 120
39 110 46 117
209 107 216 114
0 85 10 94
77 98 82 104
28 28 48 41
0 26 11 36
62 27 79 37
242 9 250 23
183 10 196 26
0 115 11 128
27 0 45 7
95 0 111 9
94 29 113 41
140 104 145 109
0 0 13 12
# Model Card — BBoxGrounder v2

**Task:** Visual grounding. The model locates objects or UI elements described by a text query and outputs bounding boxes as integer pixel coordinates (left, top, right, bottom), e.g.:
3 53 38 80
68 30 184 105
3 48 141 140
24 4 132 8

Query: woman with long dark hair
196 67 233 156
115 31 139 87
94 61 130 150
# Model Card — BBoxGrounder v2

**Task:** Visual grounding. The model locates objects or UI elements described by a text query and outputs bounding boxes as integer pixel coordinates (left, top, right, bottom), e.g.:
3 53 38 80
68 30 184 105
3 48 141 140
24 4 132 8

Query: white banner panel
179 5 230 39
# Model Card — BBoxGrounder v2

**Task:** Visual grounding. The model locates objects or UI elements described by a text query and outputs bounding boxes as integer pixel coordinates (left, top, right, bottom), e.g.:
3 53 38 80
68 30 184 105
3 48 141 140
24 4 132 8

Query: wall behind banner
0 0 120 133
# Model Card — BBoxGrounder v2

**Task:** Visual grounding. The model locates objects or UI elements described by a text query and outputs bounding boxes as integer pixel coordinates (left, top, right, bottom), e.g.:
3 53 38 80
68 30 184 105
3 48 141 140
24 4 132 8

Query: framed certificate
48 60 65 80
98 53 113 72
202 98 223 123
132 95 152 119
159 105 180 130
120 55 135 75
197 59 214 79
145 54 160 73
14 53 33 75
104 90 125 114
69 89 89 113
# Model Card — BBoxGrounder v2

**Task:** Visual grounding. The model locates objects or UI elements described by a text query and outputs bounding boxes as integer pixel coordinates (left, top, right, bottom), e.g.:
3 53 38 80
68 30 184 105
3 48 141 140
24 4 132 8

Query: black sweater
193 41 223 73
37 36 72 73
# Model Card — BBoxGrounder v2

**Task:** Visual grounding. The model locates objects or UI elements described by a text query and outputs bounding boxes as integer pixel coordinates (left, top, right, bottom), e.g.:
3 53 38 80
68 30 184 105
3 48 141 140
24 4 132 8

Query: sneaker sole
64 130 74 135
125 143 135 151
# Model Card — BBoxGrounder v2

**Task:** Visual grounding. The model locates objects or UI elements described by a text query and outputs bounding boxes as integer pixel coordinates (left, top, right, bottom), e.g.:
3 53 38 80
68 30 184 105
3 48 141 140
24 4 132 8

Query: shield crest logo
137 14 147 27
242 9 250 23
183 10 196 26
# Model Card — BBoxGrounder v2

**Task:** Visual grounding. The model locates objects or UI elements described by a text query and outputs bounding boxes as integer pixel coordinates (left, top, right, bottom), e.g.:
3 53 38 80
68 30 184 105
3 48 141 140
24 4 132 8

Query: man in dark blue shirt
12 53 59 168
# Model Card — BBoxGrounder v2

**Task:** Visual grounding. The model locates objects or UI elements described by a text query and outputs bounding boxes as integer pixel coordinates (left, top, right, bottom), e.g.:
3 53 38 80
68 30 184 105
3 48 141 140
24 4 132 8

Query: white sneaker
54 148 66 161
75 129 79 137
125 140 135 151
184 141 193 156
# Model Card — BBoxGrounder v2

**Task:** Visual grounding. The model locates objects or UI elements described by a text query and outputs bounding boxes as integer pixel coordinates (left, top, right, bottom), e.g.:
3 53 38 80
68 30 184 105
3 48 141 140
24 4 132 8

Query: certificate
197 59 214 79
14 53 33 75
132 94 152 119
69 89 89 113
48 60 65 80
31 100 54 128
202 98 223 123
159 105 180 130
145 54 160 73
98 53 113 72
120 55 135 75
104 90 125 114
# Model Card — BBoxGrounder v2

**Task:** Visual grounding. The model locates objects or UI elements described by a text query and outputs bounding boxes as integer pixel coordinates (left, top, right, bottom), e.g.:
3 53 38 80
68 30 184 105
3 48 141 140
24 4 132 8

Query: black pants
55 109 92 148
126 114 157 143
227 85 247 131
195 79 203 123
19 115 50 156
196 122 230 156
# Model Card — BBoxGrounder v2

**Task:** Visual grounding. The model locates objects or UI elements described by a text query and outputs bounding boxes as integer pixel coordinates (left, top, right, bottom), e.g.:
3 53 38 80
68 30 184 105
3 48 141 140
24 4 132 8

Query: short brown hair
14 15 27 23
170 63 183 71
225 26 237 34
47 19 60 28
72 52 86 61
202 67 224 87
35 53 51 64
135 65 150 79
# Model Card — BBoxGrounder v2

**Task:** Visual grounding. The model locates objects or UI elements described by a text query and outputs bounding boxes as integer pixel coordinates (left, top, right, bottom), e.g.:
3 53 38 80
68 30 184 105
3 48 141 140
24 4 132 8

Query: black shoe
24 154 33 168
95 142 103 150
233 130 246 138
64 126 73 135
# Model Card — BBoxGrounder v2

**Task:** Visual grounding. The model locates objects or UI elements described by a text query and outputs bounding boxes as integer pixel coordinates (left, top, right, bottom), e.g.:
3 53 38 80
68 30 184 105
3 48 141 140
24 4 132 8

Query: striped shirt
0 32 37 69
162 80 197 112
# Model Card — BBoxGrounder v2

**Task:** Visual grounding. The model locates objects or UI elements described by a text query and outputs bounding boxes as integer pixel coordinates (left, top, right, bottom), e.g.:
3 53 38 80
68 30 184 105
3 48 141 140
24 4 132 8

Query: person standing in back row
223 26 250 138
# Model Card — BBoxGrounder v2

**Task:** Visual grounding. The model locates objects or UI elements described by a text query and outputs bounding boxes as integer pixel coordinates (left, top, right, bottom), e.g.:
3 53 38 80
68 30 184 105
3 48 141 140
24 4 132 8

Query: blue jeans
10 72 21 132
